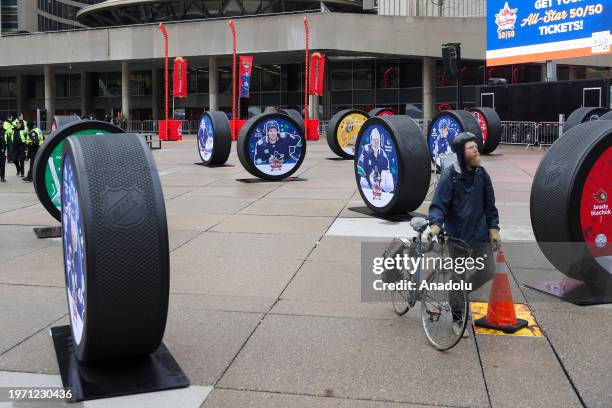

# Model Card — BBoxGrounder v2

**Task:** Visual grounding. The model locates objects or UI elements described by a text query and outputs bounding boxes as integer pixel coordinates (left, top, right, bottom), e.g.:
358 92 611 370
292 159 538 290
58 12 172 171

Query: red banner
309 53 325 96
239 56 254 98
173 57 187 98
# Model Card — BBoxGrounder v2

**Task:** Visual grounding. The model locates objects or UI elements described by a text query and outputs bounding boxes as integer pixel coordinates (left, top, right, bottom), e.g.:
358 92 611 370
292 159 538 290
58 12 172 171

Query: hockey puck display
237 112 306 180
468 107 501 155
355 116 430 215
279 109 304 131
62 133 169 362
598 111 612 121
564 107 610 133
530 120 612 284
51 116 81 132
326 109 369 159
427 110 483 167
33 120 125 221
197 111 231 166
369 108 396 117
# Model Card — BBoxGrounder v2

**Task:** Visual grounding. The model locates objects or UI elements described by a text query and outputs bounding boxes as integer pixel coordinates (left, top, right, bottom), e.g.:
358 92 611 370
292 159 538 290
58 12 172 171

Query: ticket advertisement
487 0 611 66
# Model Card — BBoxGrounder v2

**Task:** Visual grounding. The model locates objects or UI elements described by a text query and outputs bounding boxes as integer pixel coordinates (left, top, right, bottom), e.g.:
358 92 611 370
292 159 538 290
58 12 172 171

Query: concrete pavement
0 139 608 407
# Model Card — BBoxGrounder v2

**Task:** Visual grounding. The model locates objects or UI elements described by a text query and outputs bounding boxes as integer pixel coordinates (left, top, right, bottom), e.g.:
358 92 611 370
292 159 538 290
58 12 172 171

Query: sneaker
22 177 32 182
1 179 5 182
452 321 470 338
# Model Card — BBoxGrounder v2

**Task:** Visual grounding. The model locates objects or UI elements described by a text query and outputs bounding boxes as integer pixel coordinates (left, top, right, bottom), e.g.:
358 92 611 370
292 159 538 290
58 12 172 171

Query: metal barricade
500 121 537 147
536 122 561 148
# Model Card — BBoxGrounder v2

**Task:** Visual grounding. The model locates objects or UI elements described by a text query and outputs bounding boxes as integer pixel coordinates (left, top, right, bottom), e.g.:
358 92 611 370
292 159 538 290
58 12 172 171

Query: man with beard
428 132 501 337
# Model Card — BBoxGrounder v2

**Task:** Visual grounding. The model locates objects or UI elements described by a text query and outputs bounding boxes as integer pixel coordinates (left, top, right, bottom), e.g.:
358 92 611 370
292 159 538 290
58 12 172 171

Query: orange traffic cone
474 250 528 333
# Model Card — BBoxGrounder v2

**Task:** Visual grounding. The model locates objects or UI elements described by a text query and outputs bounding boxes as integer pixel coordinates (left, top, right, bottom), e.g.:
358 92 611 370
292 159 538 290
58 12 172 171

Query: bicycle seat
410 217 429 233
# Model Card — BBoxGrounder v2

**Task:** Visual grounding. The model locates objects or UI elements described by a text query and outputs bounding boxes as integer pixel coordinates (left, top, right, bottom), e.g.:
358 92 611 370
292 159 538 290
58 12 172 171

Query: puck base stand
51 325 190 402
33 226 62 239
525 278 612 306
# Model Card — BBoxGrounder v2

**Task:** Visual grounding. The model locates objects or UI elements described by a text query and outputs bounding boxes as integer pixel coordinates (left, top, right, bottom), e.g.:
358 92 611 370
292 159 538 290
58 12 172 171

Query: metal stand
526 278 612 306
51 325 189 403
33 226 61 239
193 162 234 168
236 177 307 183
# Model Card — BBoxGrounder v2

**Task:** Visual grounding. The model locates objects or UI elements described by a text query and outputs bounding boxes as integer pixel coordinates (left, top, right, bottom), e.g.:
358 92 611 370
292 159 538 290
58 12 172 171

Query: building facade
0 0 609 127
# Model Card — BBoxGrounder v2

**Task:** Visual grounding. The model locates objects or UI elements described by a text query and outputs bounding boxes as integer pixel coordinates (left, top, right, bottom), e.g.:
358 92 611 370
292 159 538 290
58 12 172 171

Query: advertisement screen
487 0 611 66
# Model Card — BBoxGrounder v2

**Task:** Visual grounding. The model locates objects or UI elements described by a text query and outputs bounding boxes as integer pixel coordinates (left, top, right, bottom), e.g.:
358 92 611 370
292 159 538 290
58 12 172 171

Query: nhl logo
103 187 146 229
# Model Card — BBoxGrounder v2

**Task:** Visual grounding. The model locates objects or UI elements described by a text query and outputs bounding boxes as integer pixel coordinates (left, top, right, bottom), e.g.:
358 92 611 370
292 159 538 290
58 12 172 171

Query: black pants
0 149 5 180
6 140 13 162
448 242 495 322
26 146 38 178
12 143 25 176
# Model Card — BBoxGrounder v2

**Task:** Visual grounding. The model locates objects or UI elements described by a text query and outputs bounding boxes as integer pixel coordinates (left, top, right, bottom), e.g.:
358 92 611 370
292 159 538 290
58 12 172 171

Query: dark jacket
429 149 499 243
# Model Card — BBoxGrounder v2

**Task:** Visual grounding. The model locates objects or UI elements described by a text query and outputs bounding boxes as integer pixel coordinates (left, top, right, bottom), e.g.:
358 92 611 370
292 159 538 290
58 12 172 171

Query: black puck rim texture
564 107 610 133
237 112 306 180
530 120 612 284
468 107 501 155
326 109 370 159
61 133 169 363
33 120 125 221
279 109 304 132
427 110 483 166
600 111 612 121
197 111 232 166
354 116 431 215
369 108 396 117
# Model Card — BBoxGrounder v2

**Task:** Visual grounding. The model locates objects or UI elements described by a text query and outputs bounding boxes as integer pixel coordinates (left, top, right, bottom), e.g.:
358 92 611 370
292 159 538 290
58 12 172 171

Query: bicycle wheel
390 266 418 315
420 268 468 350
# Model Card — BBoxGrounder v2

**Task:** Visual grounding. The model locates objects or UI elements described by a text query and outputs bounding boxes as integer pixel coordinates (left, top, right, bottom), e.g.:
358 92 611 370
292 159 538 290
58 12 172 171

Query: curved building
77 0 364 27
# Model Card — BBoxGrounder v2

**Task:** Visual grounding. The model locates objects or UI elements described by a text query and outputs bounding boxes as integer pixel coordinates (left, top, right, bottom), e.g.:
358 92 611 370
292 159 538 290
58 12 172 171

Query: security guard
3 114 14 163
11 121 26 177
23 123 44 182
0 122 6 182
13 113 29 133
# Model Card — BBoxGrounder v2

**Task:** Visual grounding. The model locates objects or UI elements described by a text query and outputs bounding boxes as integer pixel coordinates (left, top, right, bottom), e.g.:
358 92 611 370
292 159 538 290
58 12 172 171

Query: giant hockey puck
61 133 169 362
427 110 483 167
530 120 612 285
51 116 81 132
597 111 612 121
237 112 306 180
369 108 396 117
279 109 304 132
564 107 610 133
354 116 430 215
326 109 369 159
33 120 125 221
468 107 501 155
197 111 231 166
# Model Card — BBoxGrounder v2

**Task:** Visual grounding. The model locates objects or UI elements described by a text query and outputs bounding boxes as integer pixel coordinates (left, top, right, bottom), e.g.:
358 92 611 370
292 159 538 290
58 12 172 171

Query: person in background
11 121 26 177
3 114 14 163
0 122 6 182
23 123 44 182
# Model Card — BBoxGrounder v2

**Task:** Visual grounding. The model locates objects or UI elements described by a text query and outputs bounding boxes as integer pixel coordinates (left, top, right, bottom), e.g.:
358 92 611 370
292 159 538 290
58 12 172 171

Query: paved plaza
0 138 610 407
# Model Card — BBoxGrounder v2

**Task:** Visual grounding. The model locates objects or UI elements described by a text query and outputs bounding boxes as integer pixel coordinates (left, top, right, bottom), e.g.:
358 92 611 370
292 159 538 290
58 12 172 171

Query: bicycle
384 217 470 351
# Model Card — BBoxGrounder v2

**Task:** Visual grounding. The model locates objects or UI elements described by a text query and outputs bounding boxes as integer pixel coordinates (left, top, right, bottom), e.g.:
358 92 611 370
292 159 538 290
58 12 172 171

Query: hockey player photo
252 119 301 175
430 118 459 168
356 127 397 207
198 116 214 162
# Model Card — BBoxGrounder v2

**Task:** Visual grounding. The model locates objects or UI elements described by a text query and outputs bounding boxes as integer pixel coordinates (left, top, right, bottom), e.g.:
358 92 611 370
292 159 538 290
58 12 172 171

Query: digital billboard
486 0 611 66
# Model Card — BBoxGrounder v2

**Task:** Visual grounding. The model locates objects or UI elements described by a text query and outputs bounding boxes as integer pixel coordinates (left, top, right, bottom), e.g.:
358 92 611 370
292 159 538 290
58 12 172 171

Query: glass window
400 60 422 88
353 61 374 90
331 62 352 90
56 75 68 98
282 64 303 92
218 67 232 94
261 65 280 92
250 65 260 93
376 61 399 89
69 74 80 97
196 68 209 94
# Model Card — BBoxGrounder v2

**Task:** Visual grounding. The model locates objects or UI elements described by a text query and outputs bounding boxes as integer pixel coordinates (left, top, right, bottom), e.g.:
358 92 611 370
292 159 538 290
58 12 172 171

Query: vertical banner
309 52 325 96
173 57 188 98
239 56 254 98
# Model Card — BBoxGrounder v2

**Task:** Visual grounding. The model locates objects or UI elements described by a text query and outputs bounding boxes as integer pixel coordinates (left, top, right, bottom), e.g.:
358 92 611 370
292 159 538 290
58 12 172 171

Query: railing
500 121 564 148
